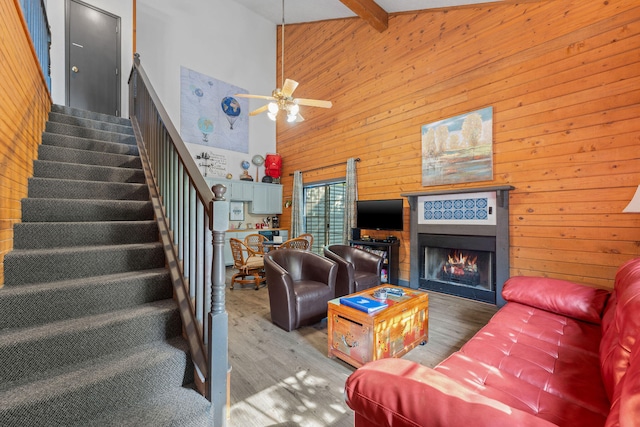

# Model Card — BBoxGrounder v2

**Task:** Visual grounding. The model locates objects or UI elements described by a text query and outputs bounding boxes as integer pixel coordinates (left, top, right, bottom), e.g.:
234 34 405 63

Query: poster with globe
180 66 249 153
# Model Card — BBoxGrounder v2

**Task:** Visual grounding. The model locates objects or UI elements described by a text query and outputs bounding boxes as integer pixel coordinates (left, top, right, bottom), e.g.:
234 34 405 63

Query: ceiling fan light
267 111 278 121
268 102 279 114
287 113 297 123
288 103 300 115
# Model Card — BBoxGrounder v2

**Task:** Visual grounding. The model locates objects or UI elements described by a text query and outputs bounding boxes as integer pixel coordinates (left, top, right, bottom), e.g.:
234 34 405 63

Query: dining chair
279 237 310 250
244 233 267 255
229 238 266 290
298 233 314 249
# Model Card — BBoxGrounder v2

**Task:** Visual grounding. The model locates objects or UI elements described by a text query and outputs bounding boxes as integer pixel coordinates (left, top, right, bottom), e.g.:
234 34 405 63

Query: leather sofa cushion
436 301 609 426
346 358 557 427
503 276 610 324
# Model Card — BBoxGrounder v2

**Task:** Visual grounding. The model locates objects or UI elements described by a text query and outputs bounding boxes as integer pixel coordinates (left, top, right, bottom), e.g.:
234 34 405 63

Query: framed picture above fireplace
421 106 493 186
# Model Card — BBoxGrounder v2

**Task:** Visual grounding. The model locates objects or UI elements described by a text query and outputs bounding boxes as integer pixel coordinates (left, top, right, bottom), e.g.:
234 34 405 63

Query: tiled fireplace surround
402 186 514 307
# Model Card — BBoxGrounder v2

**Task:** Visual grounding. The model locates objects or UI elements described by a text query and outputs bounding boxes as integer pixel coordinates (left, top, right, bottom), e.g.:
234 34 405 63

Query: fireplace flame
444 250 478 276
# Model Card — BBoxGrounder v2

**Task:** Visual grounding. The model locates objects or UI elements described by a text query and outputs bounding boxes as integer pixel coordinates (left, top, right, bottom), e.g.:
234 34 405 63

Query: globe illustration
197 117 214 142
191 85 204 102
241 160 250 170
221 97 241 130
221 97 241 117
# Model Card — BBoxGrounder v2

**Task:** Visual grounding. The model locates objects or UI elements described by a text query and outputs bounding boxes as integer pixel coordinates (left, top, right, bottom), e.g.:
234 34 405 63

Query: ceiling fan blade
281 79 299 97
235 93 275 101
249 105 269 116
296 113 305 122
295 98 333 108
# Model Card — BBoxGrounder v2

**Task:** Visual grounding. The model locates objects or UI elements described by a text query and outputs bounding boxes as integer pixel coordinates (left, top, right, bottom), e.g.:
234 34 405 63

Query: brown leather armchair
323 244 383 298
264 249 338 332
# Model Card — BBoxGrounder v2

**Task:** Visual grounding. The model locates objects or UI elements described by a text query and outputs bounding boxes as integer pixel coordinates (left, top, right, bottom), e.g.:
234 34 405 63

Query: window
304 181 346 253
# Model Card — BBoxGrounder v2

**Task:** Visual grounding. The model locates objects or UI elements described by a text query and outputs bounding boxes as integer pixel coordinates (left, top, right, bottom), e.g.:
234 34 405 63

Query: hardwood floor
224 269 498 427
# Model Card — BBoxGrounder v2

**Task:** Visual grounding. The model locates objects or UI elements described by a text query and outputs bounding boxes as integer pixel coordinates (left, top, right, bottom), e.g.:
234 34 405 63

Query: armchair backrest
326 244 382 272
600 257 640 424
266 248 336 286
327 244 355 263
324 245 383 297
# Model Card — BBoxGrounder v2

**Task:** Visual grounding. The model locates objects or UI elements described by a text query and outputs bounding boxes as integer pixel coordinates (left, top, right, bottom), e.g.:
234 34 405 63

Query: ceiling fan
235 0 332 123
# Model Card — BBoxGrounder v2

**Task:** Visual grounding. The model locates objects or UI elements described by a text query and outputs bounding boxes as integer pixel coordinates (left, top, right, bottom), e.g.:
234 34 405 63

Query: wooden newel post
209 183 229 427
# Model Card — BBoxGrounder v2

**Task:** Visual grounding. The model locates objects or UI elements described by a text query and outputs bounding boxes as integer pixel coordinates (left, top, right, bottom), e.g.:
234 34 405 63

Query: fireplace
419 234 496 304
402 186 513 306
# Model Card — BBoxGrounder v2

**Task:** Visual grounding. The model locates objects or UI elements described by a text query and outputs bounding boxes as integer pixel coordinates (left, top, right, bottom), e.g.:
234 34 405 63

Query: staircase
0 105 212 426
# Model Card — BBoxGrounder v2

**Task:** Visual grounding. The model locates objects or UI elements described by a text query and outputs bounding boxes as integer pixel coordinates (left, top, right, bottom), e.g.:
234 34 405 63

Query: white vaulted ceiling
230 0 502 25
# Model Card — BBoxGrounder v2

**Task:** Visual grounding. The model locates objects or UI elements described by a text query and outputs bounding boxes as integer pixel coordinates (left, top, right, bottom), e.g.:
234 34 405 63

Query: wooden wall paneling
275 0 640 290
0 1 51 285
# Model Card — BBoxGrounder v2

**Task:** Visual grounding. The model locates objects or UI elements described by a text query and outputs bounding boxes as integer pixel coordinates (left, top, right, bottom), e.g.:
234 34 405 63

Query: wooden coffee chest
327 285 429 368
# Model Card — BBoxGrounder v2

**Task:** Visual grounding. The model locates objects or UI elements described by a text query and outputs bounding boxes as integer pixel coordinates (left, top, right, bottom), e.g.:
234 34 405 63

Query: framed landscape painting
421 106 493 186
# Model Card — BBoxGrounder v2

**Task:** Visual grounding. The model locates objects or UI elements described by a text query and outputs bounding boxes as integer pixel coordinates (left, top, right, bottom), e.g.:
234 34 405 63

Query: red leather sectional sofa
345 257 640 426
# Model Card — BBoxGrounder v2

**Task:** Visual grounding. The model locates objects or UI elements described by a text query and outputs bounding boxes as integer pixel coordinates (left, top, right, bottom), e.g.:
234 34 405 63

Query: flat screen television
356 199 404 231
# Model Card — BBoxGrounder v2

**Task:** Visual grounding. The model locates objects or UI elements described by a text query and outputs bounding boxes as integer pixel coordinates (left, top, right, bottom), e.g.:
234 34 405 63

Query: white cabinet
204 178 282 213
250 182 283 214
204 178 253 201
230 181 253 201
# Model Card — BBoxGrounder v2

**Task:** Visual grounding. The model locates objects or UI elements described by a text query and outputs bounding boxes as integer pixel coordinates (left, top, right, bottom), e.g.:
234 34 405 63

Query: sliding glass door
304 181 346 253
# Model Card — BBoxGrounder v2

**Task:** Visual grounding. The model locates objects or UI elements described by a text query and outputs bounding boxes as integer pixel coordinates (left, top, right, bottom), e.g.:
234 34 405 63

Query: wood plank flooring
225 270 498 427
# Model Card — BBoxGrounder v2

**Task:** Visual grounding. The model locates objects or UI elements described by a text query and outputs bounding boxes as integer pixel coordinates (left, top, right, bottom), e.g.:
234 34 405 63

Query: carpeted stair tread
0 338 195 426
81 386 212 427
21 198 153 222
0 269 172 329
48 111 134 135
0 299 181 385
33 160 144 183
0 105 211 426
39 144 141 169
3 242 166 286
42 132 139 155
28 177 149 200
13 220 159 249
51 104 131 126
45 121 136 145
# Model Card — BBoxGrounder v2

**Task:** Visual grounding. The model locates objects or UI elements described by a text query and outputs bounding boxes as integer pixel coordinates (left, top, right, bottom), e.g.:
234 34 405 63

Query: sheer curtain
343 158 358 243
291 170 304 237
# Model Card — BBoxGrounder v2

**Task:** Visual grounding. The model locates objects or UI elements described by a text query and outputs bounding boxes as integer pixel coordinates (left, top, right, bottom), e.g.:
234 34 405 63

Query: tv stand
350 239 400 285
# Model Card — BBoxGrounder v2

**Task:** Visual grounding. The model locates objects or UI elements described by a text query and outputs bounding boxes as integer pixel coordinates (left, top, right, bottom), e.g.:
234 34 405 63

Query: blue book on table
340 296 388 313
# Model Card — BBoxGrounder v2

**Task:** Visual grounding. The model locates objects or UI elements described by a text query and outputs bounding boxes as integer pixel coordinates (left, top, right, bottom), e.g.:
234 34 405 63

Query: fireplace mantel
402 186 514 306
401 185 515 209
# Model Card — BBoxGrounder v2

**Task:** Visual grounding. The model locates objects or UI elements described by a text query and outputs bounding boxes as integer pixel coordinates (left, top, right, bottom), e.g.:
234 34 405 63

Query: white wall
47 0 277 181
137 0 277 180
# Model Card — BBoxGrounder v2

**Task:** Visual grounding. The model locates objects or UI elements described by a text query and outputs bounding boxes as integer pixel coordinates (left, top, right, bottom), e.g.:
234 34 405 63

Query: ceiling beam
339 0 388 32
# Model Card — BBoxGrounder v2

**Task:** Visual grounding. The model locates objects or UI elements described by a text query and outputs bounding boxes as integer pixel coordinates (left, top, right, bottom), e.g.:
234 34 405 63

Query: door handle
72 66 79 73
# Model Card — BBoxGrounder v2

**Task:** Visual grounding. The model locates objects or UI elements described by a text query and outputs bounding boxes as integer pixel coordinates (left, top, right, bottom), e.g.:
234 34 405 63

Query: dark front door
66 0 120 116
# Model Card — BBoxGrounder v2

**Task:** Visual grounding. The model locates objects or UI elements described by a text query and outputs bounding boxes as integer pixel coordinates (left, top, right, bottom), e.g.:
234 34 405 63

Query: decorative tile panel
418 192 496 225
